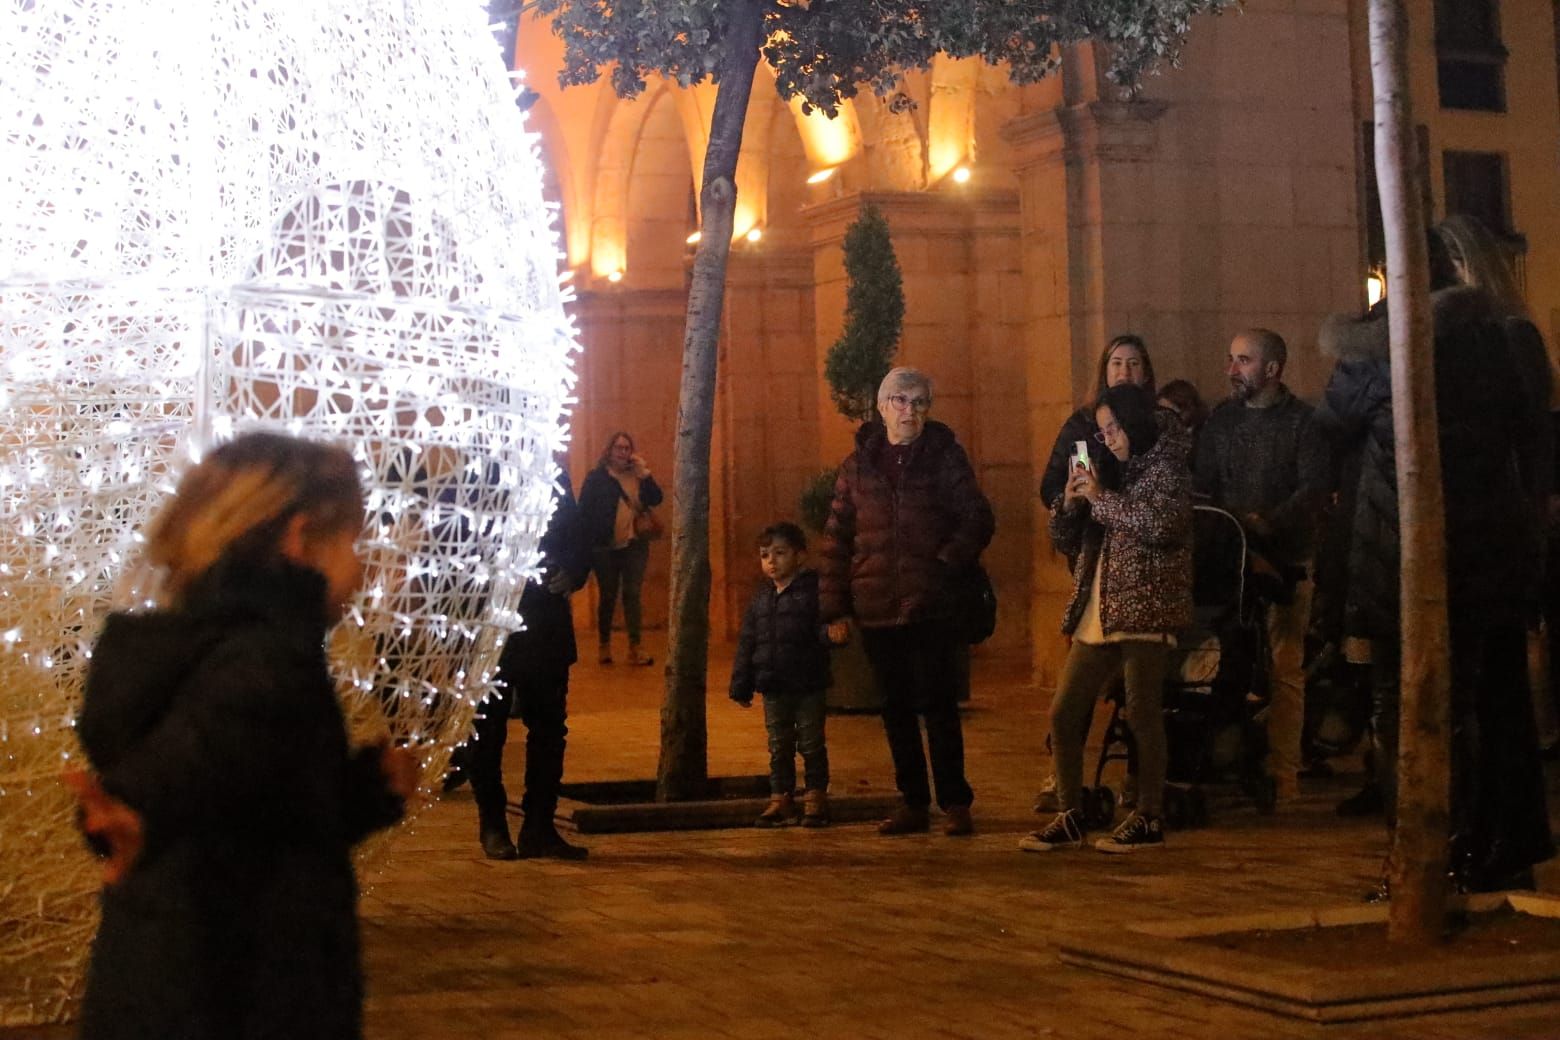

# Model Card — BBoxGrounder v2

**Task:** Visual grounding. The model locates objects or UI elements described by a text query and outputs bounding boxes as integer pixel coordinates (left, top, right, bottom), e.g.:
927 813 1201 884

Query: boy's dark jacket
729 569 831 701
76 558 404 1040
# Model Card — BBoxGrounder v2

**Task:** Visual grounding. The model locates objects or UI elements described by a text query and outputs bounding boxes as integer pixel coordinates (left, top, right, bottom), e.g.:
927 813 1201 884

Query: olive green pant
1050 640 1171 817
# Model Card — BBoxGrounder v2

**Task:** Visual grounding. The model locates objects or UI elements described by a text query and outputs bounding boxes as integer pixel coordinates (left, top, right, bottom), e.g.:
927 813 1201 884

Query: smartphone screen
1073 439 1091 472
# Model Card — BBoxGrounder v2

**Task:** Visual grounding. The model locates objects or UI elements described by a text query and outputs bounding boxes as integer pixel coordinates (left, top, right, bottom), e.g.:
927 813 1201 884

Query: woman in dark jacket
820 367 995 837
1318 262 1553 892
1022 384 1192 855
72 433 414 1040
577 431 663 666
1040 334 1157 511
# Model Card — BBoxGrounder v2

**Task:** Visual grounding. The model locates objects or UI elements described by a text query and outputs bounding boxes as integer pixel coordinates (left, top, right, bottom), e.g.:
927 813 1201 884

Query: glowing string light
0 0 577 1024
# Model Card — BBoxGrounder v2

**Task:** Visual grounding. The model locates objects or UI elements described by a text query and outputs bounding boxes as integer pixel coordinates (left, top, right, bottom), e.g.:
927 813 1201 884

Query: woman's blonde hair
1435 215 1528 319
144 432 364 604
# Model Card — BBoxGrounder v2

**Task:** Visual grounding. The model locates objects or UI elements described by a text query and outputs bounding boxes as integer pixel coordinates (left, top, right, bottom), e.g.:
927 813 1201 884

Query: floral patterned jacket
1049 417 1193 637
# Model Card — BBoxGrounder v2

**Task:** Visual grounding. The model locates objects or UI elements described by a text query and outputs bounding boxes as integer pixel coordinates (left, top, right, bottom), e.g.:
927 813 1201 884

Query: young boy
730 522 833 827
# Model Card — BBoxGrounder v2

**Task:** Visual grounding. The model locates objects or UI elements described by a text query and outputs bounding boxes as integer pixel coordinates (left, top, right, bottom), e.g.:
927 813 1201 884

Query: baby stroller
1085 505 1276 829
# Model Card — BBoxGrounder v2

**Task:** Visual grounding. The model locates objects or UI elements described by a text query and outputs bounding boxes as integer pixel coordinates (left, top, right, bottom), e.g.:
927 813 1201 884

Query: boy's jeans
763 691 829 795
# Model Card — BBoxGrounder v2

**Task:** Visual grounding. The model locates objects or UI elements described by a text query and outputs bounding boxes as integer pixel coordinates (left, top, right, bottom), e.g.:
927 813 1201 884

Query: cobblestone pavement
355 638 1560 1040
13 638 1560 1039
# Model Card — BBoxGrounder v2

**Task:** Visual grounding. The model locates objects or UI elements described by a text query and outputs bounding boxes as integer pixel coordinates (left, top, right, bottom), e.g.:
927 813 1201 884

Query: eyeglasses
1093 422 1123 443
887 394 932 413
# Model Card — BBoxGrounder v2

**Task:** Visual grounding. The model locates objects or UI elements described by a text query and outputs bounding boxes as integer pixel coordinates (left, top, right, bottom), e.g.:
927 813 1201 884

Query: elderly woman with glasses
819 367 995 837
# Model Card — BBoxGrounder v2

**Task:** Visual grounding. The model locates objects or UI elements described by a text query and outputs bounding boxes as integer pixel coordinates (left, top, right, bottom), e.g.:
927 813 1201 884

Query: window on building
1443 150 1510 233
1435 0 1507 111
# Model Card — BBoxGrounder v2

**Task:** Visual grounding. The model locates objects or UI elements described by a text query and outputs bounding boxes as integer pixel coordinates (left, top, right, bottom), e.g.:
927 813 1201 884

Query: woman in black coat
73 433 414 1040
577 431 664 666
1318 266 1553 891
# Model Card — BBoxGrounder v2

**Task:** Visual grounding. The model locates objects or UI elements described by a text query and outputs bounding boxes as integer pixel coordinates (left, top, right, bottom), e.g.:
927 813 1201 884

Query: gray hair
876 366 933 406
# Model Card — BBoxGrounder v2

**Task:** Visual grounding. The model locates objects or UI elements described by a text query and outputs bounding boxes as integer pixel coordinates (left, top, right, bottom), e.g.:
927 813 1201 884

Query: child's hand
63 768 143 886
825 619 852 646
379 745 421 800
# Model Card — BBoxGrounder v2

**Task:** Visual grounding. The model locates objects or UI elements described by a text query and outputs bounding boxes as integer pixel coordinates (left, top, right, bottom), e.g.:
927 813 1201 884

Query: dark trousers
861 622 973 811
762 691 829 795
1373 620 1553 877
594 540 649 646
468 667 570 832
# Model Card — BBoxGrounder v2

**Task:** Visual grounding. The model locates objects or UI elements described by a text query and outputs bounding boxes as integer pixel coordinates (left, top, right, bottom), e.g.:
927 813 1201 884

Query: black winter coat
1040 407 1111 510
578 465 663 550
819 420 995 628
77 560 404 1040
730 570 831 701
1317 286 1541 640
497 470 591 682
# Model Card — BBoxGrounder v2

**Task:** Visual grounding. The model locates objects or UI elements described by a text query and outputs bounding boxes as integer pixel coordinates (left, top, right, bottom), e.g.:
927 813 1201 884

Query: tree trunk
656 0 765 801
1369 0 1453 943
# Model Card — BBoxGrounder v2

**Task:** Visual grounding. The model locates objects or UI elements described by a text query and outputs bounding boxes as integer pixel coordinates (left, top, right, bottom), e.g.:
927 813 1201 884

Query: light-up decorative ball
0 0 577 1024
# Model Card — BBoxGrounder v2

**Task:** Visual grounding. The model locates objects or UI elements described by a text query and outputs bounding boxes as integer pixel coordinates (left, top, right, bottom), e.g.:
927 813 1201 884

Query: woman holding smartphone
1022 383 1193 854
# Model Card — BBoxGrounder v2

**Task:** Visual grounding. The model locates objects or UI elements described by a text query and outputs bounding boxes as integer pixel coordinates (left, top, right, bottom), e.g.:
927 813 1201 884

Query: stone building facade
516 0 1560 686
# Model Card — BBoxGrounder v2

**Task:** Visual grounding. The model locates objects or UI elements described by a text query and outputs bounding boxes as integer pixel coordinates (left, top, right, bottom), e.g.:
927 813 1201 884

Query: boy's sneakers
754 794 795 828
801 789 830 828
1018 809 1086 852
1094 811 1165 854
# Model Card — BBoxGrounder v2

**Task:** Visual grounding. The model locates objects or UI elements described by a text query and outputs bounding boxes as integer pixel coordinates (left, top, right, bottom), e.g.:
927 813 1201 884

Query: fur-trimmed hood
1319 285 1495 363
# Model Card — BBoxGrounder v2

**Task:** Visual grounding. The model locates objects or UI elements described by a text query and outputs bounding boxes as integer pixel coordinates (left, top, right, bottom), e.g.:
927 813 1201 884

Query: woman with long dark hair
1023 384 1192 854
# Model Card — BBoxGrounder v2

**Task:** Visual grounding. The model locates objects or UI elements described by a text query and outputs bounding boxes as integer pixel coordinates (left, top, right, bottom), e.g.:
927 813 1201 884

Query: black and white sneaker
1094 812 1165 854
1018 809 1086 852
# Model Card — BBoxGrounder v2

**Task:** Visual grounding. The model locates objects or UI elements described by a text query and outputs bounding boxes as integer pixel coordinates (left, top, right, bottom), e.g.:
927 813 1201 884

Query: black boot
480 823 518 860
478 800 517 860
517 820 588 861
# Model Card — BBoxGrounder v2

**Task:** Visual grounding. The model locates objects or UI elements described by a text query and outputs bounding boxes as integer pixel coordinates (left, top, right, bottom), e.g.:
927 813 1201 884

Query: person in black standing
458 465 592 860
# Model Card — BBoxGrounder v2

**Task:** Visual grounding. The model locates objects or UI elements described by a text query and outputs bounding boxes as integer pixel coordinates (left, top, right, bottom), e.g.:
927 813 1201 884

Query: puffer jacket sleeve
935 440 996 567
818 461 858 621
1048 501 1089 559
729 591 759 701
1090 451 1191 549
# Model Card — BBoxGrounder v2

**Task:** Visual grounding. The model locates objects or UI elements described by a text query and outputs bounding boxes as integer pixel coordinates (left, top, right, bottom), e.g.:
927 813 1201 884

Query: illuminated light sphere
745 227 764 244
951 165 973 185
0 0 577 1024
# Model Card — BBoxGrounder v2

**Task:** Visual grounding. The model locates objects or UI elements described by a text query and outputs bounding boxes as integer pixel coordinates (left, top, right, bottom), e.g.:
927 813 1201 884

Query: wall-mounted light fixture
745 227 763 244
606 269 624 283
1366 271 1385 308
806 167 837 185
685 230 702 245
951 165 972 185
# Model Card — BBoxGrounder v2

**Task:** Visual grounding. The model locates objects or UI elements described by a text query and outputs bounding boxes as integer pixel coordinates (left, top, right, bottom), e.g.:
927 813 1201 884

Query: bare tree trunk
1369 0 1452 943
656 0 765 801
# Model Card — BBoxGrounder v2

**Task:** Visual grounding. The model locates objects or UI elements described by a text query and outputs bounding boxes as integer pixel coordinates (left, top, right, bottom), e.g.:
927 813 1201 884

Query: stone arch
591 86 695 283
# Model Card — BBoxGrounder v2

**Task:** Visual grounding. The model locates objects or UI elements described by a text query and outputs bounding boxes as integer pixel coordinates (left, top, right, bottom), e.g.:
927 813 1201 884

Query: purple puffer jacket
1050 418 1193 637
820 420 995 628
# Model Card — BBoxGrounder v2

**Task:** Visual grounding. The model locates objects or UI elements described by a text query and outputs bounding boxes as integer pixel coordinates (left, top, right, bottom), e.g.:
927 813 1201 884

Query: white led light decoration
0 0 578 1024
